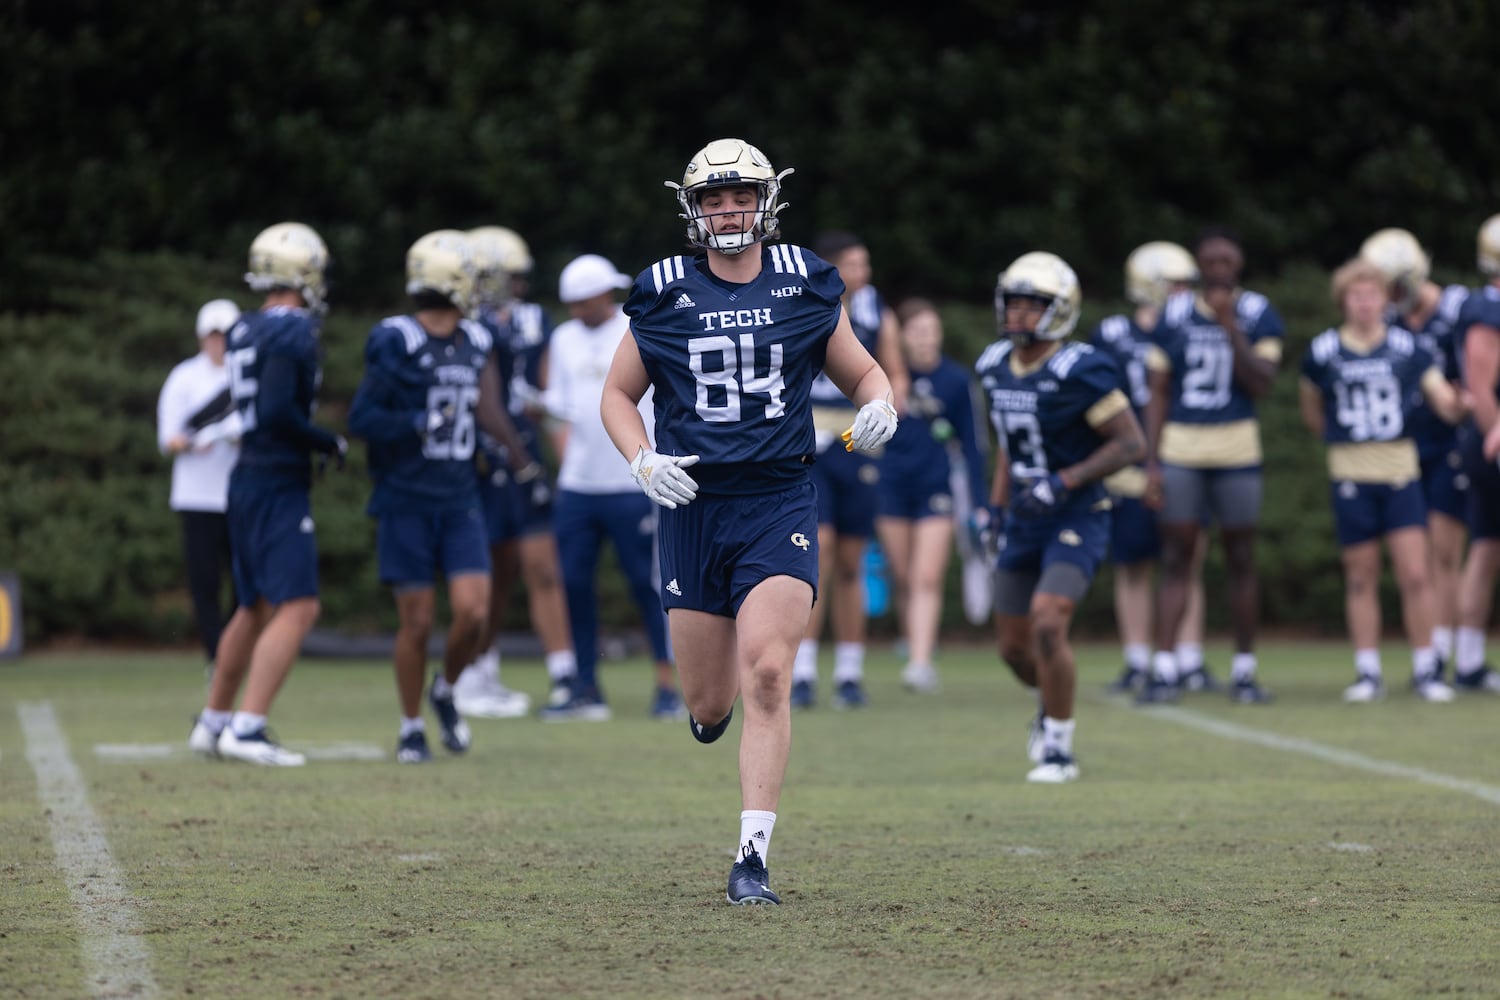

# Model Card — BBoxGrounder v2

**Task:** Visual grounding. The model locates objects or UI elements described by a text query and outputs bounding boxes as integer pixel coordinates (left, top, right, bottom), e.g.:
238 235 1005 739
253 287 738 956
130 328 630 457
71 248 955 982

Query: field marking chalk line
19 700 161 1000
1128 701 1500 806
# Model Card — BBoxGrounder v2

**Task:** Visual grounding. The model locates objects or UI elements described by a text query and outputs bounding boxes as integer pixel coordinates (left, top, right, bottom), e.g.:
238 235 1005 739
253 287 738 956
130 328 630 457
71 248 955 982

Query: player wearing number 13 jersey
601 139 897 907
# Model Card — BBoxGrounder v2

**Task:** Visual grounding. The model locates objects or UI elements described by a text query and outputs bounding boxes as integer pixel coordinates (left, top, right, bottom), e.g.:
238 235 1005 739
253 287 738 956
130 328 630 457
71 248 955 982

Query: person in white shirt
157 298 243 670
541 255 683 720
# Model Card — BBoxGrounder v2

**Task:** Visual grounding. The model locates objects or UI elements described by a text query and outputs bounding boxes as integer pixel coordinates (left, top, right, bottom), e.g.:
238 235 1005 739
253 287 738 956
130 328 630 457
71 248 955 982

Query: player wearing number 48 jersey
600 138 897 906
349 230 535 764
1142 228 1283 704
976 252 1144 785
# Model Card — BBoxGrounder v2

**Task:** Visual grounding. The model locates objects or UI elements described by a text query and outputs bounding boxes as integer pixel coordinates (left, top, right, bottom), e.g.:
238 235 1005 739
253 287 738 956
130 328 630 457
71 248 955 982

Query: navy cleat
726 842 780 905
651 686 688 721
395 729 431 764
832 679 867 709
428 676 472 753
1134 674 1181 705
1181 665 1224 692
789 679 816 710
1107 665 1145 695
688 706 733 744
1453 663 1500 694
1230 677 1275 704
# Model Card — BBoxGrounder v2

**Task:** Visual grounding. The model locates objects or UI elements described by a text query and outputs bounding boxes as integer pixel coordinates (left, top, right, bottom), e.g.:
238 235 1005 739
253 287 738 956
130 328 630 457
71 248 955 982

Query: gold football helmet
1359 228 1429 311
245 222 330 313
666 138 794 255
406 229 479 314
995 251 1082 342
1478 214 1500 277
1125 241 1198 308
467 226 516 310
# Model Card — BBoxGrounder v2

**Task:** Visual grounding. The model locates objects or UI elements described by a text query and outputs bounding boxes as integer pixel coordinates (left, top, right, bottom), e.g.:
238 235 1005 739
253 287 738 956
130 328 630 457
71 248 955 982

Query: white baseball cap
558 254 630 304
196 298 241 338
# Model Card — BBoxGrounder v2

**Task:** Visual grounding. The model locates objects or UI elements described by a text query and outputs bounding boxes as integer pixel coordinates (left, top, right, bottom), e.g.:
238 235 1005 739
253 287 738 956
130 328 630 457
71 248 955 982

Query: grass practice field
3 642 1499 999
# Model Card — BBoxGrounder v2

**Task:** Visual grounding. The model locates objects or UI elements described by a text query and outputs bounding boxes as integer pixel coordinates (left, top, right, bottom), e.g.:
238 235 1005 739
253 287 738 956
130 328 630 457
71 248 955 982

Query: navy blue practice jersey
1403 285 1469 459
1455 284 1500 394
1301 326 1436 446
974 339 1128 512
474 308 541 465
881 356 988 506
624 245 845 495
226 305 338 490
1090 313 1153 417
808 283 886 407
1152 289 1284 426
348 315 492 515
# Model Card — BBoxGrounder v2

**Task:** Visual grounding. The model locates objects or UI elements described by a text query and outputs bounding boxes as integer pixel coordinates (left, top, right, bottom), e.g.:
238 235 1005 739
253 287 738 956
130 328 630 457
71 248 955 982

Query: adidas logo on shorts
667 579 682 596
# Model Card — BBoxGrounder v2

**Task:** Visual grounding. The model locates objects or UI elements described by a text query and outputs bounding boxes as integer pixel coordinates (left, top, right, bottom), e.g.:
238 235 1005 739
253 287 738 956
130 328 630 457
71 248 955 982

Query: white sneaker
1026 750 1079 784
219 727 306 766
901 662 941 693
187 717 221 758
1342 675 1385 703
1413 676 1456 703
455 685 532 719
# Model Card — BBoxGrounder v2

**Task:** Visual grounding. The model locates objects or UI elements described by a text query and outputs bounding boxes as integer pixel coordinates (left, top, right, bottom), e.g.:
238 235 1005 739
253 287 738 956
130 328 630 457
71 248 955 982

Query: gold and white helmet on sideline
1359 227 1430 311
478 225 532 275
245 222 330 314
467 226 516 310
406 229 479 314
995 251 1082 342
1478 213 1500 277
1125 241 1199 308
666 138 794 255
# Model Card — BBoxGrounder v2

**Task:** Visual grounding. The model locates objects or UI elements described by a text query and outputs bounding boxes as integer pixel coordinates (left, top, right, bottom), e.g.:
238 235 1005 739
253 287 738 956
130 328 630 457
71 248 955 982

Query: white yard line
19 701 160 1000
1132 702 1500 806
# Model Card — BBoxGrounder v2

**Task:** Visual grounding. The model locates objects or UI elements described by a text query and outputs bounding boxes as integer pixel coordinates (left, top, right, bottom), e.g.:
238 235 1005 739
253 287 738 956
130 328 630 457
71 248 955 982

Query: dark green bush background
3 1 1496 642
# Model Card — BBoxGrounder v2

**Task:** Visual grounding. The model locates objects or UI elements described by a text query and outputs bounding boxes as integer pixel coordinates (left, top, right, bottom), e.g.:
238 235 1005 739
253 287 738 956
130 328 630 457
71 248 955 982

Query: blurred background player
187 223 345 766
976 252 1144 783
348 230 534 763
1358 228 1472 679
1092 243 1213 694
1453 213 1500 690
541 253 683 721
158 297 242 673
1299 258 1465 701
1141 227 1283 704
452 225 573 719
601 136 897 904
874 297 987 693
792 230 908 709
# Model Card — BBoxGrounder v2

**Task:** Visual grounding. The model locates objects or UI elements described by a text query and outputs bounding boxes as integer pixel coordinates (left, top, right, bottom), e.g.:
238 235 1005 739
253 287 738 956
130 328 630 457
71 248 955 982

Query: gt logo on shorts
790 532 810 550
1059 529 1081 546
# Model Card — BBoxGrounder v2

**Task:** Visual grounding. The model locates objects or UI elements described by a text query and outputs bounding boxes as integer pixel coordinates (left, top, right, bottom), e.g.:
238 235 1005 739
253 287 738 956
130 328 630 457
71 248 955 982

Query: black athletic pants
179 509 232 663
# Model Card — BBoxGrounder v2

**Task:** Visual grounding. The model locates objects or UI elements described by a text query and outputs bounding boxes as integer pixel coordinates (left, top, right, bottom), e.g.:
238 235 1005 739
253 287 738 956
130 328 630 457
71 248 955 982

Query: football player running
792 230 908 710
187 223 345 766
600 138 897 905
1091 242 1213 695
1300 258 1465 701
348 230 533 763
1453 213 1500 690
1141 228 1283 704
1358 228 1473 680
976 252 1145 783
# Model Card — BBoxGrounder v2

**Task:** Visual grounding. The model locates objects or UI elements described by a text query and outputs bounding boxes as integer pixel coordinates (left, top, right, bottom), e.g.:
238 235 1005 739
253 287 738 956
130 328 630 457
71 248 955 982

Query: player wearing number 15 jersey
1142 228 1282 703
1299 258 1465 703
976 252 1143 785
349 230 532 764
601 138 897 906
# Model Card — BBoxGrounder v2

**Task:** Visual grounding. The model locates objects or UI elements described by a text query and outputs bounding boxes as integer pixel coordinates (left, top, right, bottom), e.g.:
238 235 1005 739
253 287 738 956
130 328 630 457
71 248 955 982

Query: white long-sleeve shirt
156 352 241 512
545 307 653 494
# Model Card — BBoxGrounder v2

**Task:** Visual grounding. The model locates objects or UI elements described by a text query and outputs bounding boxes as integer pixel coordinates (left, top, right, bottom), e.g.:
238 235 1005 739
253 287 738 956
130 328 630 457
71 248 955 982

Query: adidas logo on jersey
673 293 696 310
666 579 682 596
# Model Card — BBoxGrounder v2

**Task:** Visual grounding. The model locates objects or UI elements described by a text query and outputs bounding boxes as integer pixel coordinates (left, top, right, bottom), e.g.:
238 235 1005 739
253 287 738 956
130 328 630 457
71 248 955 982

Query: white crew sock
793 639 819 683
1152 650 1179 683
1455 627 1486 674
1041 716 1075 757
1354 648 1381 680
200 708 232 734
739 810 777 864
1124 643 1150 672
832 642 865 683
399 716 425 737
1432 626 1455 663
545 649 577 681
431 674 454 699
1230 653 1257 682
1412 647 1438 681
230 712 266 737
1175 642 1204 672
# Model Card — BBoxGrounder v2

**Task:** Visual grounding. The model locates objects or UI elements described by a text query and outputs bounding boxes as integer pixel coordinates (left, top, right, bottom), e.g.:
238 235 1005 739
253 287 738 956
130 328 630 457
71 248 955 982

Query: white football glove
841 399 898 453
630 447 701 509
